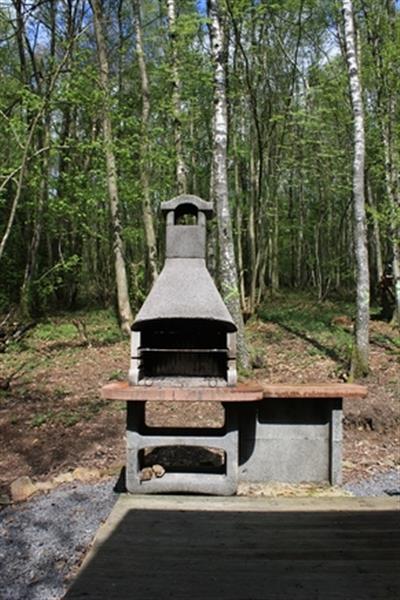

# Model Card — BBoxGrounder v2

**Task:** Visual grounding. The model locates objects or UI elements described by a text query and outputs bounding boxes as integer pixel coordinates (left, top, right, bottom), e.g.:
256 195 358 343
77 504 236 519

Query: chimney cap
161 194 213 217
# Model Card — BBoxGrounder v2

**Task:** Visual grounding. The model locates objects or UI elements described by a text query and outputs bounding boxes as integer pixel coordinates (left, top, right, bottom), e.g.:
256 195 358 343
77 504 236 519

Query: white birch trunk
91 0 133 335
342 0 370 376
166 0 188 194
208 0 249 369
132 0 158 286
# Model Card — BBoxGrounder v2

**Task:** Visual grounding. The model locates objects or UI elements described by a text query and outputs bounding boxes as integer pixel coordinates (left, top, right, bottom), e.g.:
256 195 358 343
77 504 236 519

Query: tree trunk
386 3 400 326
296 181 304 288
248 148 257 312
189 118 198 194
208 0 249 369
270 194 280 294
366 180 383 286
132 0 158 286
166 0 188 194
233 135 246 311
363 0 400 325
342 0 370 377
382 113 400 326
19 120 50 317
91 0 133 335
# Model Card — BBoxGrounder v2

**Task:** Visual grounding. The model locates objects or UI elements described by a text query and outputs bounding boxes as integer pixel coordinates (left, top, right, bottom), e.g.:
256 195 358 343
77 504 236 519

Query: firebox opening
139 318 230 382
139 446 226 475
140 319 228 348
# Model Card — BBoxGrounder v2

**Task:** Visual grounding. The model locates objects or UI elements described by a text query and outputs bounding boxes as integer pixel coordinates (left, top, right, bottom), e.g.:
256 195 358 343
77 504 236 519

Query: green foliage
30 401 107 429
108 369 125 381
84 309 122 343
28 309 122 345
0 0 398 343
33 322 77 342
258 291 354 363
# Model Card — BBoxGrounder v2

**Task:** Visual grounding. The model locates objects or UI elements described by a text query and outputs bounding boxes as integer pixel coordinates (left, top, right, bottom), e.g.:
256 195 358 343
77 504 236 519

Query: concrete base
124 398 343 495
239 398 343 485
126 403 238 495
100 382 365 495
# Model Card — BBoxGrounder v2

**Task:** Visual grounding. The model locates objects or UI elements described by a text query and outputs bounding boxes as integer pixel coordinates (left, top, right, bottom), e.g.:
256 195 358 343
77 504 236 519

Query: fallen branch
72 319 92 347
0 362 27 391
0 321 36 352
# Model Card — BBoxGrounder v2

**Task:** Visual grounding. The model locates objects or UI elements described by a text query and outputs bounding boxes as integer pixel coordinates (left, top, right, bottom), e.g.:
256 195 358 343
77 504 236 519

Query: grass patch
257 291 354 365
108 369 126 381
0 308 124 385
33 322 77 342
24 308 123 347
258 291 354 331
82 309 123 344
30 400 107 429
31 411 54 427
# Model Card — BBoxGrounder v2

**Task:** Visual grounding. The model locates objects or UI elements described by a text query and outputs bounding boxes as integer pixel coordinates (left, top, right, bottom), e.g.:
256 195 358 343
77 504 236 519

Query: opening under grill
138 319 229 382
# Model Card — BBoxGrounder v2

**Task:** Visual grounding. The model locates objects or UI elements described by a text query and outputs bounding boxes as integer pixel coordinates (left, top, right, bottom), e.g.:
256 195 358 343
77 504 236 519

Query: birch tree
342 0 370 376
132 0 158 286
91 0 133 335
208 0 249 368
167 0 188 194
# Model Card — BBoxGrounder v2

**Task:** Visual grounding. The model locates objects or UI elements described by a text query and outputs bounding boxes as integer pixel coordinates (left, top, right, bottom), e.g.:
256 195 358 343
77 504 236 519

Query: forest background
0 0 399 374
0 0 399 509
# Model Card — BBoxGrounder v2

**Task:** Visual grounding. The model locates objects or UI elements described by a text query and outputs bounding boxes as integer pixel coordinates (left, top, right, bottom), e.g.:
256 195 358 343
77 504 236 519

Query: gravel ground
0 480 116 600
1 470 399 600
344 468 400 497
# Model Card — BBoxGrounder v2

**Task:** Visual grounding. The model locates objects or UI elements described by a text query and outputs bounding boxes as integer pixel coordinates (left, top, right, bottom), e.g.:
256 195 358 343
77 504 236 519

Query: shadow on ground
273 320 348 367
65 507 400 600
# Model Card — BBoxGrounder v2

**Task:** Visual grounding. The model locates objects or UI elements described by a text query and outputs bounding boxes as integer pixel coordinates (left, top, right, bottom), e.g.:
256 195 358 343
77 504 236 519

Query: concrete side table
239 398 343 485
238 384 367 486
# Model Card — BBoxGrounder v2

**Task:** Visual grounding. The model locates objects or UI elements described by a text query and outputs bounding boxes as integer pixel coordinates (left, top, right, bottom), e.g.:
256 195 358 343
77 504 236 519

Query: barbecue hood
129 194 237 387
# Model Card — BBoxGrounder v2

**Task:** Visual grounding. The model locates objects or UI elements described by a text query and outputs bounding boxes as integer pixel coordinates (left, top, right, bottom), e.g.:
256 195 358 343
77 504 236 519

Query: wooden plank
96 494 400 513
262 383 367 399
101 381 366 402
101 381 263 402
65 496 399 600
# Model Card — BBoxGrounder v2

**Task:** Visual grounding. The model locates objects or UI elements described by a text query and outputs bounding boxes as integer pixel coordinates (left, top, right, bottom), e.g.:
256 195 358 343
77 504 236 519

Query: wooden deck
65 495 399 600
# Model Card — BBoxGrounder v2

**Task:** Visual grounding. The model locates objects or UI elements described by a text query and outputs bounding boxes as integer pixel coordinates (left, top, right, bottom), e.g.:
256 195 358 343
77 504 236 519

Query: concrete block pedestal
125 401 239 496
238 398 343 485
102 382 366 494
